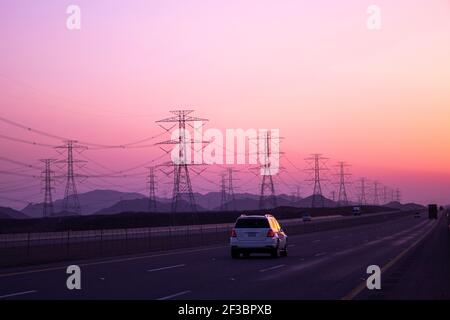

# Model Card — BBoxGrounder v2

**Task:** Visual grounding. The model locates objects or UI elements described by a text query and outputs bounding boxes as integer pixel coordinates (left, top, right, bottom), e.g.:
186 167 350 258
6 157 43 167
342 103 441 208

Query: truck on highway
428 204 438 220
447 209 450 231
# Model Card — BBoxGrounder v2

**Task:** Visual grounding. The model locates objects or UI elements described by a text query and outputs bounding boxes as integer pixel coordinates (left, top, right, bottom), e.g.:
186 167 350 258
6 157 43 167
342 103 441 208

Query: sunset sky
0 0 449 208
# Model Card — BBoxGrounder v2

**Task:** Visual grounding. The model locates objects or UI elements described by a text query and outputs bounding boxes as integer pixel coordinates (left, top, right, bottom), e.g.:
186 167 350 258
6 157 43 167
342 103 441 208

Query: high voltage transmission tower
357 177 368 205
305 154 328 208
156 110 208 213
220 173 227 211
373 181 380 205
258 131 281 210
219 168 238 211
227 168 237 211
395 188 401 202
40 159 55 217
291 185 301 204
55 140 86 214
382 185 388 204
330 190 336 202
147 166 157 212
335 161 351 207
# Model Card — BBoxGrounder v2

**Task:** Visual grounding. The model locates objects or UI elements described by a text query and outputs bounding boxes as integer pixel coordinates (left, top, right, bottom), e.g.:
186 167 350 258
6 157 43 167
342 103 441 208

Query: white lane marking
0 290 37 299
259 264 286 273
148 264 186 273
0 245 227 279
157 290 191 300
314 252 327 257
342 219 439 300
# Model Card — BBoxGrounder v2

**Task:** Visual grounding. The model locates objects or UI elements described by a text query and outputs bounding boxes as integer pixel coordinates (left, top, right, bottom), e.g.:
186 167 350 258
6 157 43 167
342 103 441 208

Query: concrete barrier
0 209 417 269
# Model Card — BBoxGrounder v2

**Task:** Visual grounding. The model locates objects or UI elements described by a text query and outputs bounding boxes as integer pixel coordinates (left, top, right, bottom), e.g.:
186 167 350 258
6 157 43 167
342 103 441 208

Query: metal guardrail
0 210 415 268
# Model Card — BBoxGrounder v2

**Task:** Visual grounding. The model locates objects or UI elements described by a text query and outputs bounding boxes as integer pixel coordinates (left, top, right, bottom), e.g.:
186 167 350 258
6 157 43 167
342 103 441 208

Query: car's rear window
235 218 270 228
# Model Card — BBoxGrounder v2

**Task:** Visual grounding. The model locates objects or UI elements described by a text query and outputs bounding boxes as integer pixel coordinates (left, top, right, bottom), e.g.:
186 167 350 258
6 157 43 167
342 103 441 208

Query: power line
0 156 41 171
0 170 39 178
0 133 57 148
0 115 163 149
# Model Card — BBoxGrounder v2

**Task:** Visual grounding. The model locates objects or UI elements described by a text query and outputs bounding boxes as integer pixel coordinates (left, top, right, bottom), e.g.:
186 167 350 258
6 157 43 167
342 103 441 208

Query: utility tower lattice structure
41 159 55 217
258 131 280 210
305 154 329 208
55 140 86 214
357 177 368 206
220 168 237 211
156 110 208 213
220 174 227 211
227 168 237 211
382 186 388 204
147 166 157 212
373 181 380 205
395 188 401 203
335 161 351 207
291 185 301 204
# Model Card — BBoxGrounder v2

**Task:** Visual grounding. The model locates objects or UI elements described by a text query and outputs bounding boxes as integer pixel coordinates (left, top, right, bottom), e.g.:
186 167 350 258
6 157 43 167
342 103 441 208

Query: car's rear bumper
230 238 278 249
231 246 276 253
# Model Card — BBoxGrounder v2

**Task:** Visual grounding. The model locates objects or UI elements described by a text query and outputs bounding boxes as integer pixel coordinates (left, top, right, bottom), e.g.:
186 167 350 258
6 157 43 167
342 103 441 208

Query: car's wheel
271 246 280 258
280 244 288 257
243 252 250 258
231 249 240 259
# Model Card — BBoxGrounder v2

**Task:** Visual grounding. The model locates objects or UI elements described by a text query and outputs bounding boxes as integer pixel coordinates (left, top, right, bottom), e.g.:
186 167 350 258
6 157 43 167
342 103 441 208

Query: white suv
230 214 288 258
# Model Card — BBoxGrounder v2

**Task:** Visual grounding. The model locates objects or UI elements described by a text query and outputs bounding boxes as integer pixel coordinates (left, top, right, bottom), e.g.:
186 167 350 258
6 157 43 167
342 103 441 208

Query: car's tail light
231 229 237 237
267 229 276 237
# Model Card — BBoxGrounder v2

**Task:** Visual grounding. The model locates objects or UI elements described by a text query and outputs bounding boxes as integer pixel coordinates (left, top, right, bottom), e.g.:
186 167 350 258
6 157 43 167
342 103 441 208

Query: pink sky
0 0 450 208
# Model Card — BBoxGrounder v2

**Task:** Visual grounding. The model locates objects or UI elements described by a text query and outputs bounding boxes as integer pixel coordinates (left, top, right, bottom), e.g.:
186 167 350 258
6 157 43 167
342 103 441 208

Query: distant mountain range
0 189 425 219
22 190 146 218
383 201 425 211
0 206 28 219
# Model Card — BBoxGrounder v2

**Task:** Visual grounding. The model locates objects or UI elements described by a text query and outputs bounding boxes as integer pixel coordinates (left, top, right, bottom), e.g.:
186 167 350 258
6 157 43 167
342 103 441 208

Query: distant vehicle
414 211 421 218
447 211 450 231
352 206 362 216
230 214 288 259
302 212 312 222
428 204 438 220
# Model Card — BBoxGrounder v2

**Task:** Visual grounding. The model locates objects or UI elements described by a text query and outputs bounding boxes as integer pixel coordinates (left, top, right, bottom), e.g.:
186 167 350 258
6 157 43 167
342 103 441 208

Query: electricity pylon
156 110 208 213
147 166 157 212
55 140 86 214
41 159 56 217
305 154 329 208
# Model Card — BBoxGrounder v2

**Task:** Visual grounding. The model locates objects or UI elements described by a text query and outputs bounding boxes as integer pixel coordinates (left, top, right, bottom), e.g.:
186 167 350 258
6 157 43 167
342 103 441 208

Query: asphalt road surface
0 214 445 300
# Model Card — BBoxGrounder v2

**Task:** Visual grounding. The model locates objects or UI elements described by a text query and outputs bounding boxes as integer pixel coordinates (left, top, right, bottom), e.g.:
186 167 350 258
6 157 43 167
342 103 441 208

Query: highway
0 214 445 300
